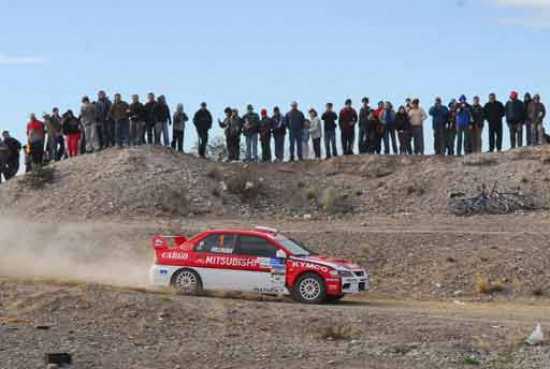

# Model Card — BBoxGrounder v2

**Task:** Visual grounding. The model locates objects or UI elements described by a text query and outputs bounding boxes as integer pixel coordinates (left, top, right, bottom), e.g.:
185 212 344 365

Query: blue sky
1 0 550 153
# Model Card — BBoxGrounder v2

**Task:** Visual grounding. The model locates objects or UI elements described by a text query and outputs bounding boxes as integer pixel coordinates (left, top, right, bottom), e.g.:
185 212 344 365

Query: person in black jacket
152 95 172 147
394 106 412 155
523 92 533 146
483 93 505 152
193 102 213 158
129 94 145 146
505 91 525 149
272 107 286 162
0 131 21 183
321 103 338 159
143 93 156 145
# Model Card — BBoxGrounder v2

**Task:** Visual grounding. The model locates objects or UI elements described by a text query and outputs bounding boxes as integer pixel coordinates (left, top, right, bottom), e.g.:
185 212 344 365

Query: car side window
236 235 280 258
194 234 237 254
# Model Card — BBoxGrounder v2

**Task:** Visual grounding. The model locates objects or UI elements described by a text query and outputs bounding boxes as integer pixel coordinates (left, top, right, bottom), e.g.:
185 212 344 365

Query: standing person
308 108 322 159
338 99 358 155
193 102 213 158
446 99 458 156
129 94 145 146
80 96 99 153
394 106 412 154
242 104 260 162
272 107 286 162
429 97 449 155
370 110 383 154
152 95 171 147
285 101 305 161
259 109 273 162
505 91 525 149
523 92 533 146
407 99 427 155
172 103 188 152
95 90 112 149
374 101 384 117
109 93 131 148
51 108 65 160
219 107 234 160
405 98 412 112
470 96 485 153
43 111 62 161
527 94 546 145
455 95 473 156
26 113 45 168
143 93 156 145
358 97 371 154
483 93 505 152
302 120 311 159
321 103 338 159
1 131 21 182
379 102 398 155
62 110 82 158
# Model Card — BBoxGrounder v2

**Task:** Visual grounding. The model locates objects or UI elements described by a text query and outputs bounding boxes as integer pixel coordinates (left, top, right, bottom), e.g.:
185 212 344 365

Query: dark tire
292 272 327 304
171 268 203 295
326 294 345 303
448 199 468 216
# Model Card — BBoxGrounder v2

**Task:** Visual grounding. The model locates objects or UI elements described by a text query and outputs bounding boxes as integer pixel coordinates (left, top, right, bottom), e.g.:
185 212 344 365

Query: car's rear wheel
292 272 326 304
171 269 202 295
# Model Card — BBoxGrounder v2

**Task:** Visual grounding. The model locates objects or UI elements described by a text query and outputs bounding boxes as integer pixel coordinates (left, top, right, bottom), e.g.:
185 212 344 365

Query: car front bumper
340 270 369 294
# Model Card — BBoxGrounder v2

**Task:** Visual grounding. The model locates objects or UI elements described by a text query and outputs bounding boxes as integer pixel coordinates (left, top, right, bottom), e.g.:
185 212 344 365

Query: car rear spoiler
150 234 187 250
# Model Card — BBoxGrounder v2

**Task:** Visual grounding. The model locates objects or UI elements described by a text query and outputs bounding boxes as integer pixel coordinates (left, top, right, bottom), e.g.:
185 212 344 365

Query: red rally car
150 227 368 304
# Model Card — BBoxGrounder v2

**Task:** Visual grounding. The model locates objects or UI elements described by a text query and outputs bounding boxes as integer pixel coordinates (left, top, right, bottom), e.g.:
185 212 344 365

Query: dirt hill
1 145 550 220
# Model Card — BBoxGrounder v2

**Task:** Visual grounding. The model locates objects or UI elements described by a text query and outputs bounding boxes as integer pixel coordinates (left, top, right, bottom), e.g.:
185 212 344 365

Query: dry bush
475 276 505 294
155 188 190 215
206 165 222 181
463 155 498 167
304 187 317 201
20 166 56 189
531 276 549 296
314 324 353 341
225 169 262 201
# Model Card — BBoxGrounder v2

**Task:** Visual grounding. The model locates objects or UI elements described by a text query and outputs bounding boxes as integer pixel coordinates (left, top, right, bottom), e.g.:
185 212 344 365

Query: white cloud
490 0 550 28
499 15 550 28
493 0 550 8
0 55 50 65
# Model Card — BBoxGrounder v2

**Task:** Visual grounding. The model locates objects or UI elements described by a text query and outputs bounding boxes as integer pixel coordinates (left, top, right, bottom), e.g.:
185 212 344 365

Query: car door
233 235 287 293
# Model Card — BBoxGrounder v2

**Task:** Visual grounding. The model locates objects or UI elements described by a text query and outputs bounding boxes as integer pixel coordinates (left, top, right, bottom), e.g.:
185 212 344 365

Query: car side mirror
276 250 287 259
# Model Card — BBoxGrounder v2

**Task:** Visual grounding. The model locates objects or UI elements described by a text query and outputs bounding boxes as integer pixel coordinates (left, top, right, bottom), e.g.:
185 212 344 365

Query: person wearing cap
242 104 260 162
272 107 286 162
455 95 473 156
193 102 213 158
470 96 485 153
285 101 305 161
527 94 546 145
523 93 533 145
171 103 188 152
321 103 338 159
358 97 371 154
0 131 21 183
429 97 449 155
308 108 322 159
505 91 525 149
80 96 99 153
152 95 172 147
259 108 273 162
339 99 358 155
407 99 427 155
483 93 505 152
27 113 46 168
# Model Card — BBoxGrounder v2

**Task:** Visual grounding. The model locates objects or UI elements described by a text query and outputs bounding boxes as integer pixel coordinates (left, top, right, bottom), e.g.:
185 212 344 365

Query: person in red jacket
26 113 45 168
338 99 358 155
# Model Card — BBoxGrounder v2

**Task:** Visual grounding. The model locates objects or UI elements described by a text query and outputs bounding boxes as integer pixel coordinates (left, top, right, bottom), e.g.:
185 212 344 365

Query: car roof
195 228 280 239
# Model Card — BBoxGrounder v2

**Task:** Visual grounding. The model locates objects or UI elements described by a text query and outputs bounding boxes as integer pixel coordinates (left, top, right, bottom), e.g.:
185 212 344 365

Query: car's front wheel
171 269 203 295
292 272 326 304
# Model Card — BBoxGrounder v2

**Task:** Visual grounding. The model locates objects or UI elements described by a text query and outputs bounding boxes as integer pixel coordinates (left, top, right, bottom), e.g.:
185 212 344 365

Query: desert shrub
531 277 549 296
320 187 338 211
475 276 505 294
206 165 222 181
225 169 262 201
156 188 189 215
21 166 56 189
463 354 481 366
314 324 353 341
304 187 317 201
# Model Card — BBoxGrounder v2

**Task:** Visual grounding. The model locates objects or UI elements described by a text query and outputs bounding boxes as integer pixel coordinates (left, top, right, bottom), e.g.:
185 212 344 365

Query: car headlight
329 270 354 278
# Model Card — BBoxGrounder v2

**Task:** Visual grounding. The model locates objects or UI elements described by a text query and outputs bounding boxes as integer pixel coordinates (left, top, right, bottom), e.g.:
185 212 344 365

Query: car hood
290 255 361 270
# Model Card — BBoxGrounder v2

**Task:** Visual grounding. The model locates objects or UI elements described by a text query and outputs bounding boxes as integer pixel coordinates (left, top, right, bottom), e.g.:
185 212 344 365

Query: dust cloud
0 219 152 287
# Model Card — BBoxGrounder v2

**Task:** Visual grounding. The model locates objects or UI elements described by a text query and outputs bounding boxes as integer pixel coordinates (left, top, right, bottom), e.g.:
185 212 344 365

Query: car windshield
275 236 316 256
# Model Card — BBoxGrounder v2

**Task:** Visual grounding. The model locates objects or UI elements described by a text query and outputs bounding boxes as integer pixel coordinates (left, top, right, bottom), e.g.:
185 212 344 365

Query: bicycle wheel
487 198 509 214
447 199 468 216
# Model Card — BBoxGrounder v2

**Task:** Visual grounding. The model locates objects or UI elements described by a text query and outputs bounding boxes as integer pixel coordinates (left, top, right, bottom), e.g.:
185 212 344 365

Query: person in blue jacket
429 97 449 155
455 95 472 156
